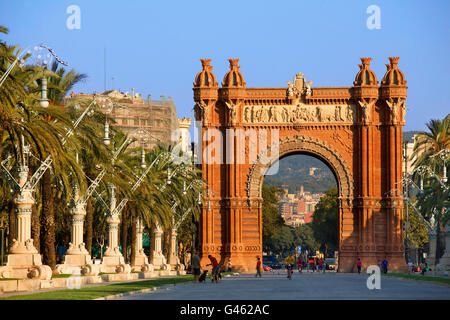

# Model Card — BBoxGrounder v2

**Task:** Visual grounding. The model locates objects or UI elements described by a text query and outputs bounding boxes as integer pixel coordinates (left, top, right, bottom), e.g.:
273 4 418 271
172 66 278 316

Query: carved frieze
242 103 357 124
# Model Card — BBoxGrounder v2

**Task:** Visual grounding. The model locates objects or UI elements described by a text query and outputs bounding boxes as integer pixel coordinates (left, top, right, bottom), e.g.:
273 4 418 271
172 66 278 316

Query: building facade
64 90 181 150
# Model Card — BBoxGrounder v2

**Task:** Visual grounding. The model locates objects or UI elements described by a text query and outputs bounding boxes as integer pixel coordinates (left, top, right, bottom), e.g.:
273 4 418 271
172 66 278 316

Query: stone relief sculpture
194 101 210 125
401 101 407 122
242 103 356 124
346 105 355 122
386 99 405 123
286 73 312 97
225 101 240 125
260 106 269 123
244 106 251 123
287 81 297 97
335 105 345 121
294 72 305 90
305 80 312 96
358 100 376 124
282 107 289 123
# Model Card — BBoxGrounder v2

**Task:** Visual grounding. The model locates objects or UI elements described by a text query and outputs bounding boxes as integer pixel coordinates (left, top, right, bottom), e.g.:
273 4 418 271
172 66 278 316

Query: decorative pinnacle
360 57 372 67
228 58 240 70
388 57 400 66
200 59 212 70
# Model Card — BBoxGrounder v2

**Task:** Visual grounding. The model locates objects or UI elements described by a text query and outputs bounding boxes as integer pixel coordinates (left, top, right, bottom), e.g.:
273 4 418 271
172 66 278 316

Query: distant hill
264 154 337 194
403 130 421 143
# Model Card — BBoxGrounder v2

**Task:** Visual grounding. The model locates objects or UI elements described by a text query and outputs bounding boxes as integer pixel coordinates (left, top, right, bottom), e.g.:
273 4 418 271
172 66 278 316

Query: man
382 258 388 274
255 257 262 277
297 257 303 273
407 261 414 274
206 254 220 283
285 253 295 278
192 250 201 283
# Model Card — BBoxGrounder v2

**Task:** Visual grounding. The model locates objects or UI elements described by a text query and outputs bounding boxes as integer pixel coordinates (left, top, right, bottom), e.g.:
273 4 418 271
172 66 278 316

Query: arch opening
261 152 340 271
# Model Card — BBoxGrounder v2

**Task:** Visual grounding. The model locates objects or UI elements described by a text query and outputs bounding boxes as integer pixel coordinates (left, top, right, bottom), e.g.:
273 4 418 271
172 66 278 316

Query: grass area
383 273 450 285
51 274 73 279
1 276 194 300
0 278 21 281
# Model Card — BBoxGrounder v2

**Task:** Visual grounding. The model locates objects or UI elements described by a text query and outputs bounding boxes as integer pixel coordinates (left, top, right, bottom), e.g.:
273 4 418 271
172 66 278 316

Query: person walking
311 257 316 272
206 254 220 283
318 258 324 272
421 263 430 275
407 261 414 275
227 259 232 273
382 258 388 274
255 257 262 277
192 250 201 283
356 258 362 274
298 257 303 273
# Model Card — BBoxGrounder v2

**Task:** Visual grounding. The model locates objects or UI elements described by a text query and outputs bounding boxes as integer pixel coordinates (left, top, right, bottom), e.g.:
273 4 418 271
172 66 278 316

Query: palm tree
412 118 449 171
62 99 116 255
411 117 450 266
46 61 87 105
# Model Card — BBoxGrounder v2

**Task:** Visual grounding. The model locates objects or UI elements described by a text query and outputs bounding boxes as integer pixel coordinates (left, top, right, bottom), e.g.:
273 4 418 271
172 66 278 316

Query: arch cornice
246 135 354 205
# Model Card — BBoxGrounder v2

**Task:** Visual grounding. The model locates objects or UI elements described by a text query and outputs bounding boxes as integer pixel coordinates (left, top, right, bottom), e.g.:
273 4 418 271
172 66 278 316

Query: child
356 258 362 274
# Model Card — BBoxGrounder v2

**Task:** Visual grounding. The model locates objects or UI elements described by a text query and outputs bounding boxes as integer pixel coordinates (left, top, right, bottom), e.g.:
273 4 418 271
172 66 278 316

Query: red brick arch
193 57 408 272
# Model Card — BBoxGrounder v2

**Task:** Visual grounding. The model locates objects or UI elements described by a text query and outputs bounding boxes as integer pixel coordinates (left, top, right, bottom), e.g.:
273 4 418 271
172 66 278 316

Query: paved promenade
118 271 450 300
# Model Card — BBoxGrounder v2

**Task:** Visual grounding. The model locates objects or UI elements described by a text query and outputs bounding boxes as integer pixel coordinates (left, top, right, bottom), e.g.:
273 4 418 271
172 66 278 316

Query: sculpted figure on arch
194 101 210 125
244 106 251 123
224 101 240 125
358 100 376 124
386 99 405 123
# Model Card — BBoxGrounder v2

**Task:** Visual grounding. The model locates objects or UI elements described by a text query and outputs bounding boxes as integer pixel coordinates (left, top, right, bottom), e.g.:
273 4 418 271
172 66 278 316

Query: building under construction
64 89 180 150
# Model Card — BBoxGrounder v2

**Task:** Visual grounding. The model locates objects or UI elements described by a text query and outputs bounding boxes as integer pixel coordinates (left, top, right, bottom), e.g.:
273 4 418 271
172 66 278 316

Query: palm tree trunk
0 126 4 161
41 170 56 270
130 215 137 266
163 230 171 262
85 198 93 255
7 200 15 252
121 208 128 263
31 204 40 253
148 224 155 263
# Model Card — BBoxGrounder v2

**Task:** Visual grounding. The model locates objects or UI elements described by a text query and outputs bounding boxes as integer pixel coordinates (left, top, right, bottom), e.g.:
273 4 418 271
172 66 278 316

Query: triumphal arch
193 57 408 272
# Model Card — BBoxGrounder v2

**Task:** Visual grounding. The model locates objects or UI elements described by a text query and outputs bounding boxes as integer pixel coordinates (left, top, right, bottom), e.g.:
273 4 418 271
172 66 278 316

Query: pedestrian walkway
118 272 450 300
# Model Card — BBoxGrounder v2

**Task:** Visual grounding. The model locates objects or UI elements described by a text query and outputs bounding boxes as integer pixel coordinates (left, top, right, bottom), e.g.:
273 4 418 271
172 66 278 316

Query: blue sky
1 0 449 133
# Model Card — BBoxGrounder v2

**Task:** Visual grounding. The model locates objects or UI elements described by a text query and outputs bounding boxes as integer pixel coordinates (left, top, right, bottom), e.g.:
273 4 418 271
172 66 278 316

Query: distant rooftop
65 89 175 107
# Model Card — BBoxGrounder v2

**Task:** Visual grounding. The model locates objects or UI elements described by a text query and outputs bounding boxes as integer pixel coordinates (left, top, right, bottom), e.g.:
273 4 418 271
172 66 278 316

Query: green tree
405 203 429 250
411 117 449 265
46 61 87 105
310 188 339 252
262 184 285 254
292 224 319 253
